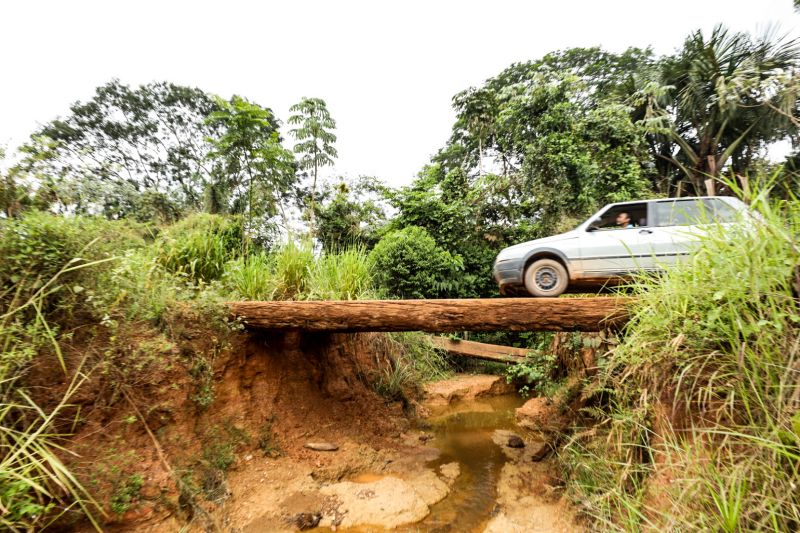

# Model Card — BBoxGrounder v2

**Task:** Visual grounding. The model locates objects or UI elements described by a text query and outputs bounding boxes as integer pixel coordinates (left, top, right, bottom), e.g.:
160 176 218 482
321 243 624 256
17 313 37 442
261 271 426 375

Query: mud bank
59 313 585 532
201 374 581 532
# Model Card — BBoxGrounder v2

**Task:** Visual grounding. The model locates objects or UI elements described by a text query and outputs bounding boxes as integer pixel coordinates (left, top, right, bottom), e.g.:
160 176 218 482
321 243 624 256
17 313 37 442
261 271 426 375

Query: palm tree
641 25 799 195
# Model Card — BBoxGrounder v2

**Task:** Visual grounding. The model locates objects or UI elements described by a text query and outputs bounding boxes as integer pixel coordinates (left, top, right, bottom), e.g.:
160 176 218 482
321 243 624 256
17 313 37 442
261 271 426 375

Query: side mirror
586 221 600 232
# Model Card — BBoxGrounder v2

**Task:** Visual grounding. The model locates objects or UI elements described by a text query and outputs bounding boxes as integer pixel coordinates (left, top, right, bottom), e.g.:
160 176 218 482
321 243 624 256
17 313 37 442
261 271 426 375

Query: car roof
606 196 727 207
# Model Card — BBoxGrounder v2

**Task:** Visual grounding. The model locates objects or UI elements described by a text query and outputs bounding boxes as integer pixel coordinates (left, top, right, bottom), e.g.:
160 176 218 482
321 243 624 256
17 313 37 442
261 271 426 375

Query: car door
646 199 725 268
576 202 657 275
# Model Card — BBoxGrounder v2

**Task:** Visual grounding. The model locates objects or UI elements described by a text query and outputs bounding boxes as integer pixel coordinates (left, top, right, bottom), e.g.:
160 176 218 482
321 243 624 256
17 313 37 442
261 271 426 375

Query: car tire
523 259 569 297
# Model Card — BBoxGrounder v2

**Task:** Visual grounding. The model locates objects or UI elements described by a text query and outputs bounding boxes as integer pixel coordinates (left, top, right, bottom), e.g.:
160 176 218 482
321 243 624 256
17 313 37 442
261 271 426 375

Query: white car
493 196 750 297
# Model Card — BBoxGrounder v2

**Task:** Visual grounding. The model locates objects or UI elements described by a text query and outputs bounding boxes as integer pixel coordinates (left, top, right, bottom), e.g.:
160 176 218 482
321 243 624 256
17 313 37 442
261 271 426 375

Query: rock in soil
507 435 525 448
292 512 322 530
529 441 550 462
304 442 339 451
319 476 431 528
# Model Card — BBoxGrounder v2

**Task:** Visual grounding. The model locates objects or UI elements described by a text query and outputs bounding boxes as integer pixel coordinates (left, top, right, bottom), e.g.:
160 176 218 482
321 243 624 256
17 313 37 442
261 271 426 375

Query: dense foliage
369 226 463 298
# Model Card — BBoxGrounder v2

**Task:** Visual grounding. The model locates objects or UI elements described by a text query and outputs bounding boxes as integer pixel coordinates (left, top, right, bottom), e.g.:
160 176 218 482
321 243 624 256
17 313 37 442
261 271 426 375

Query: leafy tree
442 47 654 177
206 96 296 246
387 165 540 297
19 80 228 218
288 98 338 233
314 176 386 251
0 147 26 218
369 226 463 299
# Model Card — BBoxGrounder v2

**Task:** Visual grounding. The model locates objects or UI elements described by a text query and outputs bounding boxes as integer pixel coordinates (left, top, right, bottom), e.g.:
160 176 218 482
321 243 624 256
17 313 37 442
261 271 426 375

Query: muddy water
405 394 526 532
310 393 526 533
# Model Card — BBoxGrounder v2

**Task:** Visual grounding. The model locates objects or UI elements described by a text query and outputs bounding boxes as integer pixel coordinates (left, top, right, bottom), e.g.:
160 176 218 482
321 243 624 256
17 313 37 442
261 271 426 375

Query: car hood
495 230 580 262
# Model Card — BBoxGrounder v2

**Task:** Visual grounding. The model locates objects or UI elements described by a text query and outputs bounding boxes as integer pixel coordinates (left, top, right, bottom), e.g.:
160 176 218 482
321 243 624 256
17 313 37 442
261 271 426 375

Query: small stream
310 392 527 533
404 394 526 532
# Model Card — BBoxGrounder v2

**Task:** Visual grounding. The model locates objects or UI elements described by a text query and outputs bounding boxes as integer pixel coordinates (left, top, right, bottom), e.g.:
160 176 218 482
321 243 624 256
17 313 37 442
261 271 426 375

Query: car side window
703 198 739 222
590 203 648 230
655 199 738 226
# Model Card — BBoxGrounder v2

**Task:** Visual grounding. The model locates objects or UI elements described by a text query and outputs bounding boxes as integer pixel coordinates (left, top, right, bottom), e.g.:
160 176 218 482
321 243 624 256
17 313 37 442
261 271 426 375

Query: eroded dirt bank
54 314 583 532
205 375 580 532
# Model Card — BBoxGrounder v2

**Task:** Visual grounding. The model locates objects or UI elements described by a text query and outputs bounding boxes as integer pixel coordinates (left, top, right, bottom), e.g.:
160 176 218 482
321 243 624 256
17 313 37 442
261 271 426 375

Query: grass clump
373 333 451 401
563 182 800 531
223 241 375 301
155 213 243 283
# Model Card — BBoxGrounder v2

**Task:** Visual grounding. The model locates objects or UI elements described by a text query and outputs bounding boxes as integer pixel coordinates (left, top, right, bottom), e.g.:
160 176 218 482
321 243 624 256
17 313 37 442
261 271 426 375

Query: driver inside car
616 211 635 228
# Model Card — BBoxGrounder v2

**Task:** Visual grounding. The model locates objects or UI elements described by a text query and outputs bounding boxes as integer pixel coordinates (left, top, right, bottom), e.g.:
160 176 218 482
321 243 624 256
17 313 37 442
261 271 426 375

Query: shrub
155 213 243 283
369 226 463 298
0 211 144 312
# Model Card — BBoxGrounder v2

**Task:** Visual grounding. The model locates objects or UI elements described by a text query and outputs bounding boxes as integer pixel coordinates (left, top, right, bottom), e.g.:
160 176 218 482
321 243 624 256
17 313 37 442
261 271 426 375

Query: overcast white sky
1 0 798 186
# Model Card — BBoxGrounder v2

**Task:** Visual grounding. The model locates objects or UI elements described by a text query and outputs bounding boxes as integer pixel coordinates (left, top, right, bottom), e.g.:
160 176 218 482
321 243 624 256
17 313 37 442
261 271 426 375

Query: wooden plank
228 297 630 333
428 336 531 364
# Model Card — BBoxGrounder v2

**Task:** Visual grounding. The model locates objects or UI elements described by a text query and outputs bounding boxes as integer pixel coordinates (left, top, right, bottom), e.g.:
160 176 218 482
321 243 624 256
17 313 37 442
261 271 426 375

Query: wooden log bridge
228 297 630 333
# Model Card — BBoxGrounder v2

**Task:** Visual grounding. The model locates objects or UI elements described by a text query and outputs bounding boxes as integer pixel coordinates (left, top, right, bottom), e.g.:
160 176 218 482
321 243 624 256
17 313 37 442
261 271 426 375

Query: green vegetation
369 226 463 298
155 214 244 282
109 474 143 515
1 20 799 532
562 182 800 530
372 332 451 401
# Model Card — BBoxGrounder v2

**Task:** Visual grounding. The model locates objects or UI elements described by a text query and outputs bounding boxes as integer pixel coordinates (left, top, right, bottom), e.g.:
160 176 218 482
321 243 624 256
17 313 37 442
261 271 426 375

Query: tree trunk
228 297 631 333
309 158 318 237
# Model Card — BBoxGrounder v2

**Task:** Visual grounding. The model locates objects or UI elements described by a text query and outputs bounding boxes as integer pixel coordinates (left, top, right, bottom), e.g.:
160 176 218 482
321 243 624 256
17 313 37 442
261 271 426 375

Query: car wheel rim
535 267 558 291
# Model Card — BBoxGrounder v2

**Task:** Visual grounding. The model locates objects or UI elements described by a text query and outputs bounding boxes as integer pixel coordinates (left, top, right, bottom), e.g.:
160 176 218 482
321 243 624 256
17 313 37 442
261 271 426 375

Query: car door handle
639 229 653 234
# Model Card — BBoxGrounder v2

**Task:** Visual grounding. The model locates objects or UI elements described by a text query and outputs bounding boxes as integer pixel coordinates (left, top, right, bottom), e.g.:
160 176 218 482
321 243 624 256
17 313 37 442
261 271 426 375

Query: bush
562 184 800 531
369 226 463 299
155 213 243 283
0 211 144 312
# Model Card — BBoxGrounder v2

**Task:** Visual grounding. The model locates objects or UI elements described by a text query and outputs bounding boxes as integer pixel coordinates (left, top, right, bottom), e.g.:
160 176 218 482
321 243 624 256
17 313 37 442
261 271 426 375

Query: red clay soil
25 305 409 531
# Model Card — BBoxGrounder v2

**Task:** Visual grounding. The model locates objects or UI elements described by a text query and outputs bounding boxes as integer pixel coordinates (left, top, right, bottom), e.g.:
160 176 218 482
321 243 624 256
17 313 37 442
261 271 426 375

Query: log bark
228 297 630 333
428 336 531 364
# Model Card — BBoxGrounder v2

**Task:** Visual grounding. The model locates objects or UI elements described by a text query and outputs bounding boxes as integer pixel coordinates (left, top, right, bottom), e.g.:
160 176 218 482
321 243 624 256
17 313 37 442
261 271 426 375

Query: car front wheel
523 259 568 297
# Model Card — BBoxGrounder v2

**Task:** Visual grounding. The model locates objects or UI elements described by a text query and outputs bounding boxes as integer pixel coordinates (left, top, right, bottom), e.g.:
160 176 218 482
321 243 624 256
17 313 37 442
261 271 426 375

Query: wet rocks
439 462 460 483
304 442 339 452
492 430 550 462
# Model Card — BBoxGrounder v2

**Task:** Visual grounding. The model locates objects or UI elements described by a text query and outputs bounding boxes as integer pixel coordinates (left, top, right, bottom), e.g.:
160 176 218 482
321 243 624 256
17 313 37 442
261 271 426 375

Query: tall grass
306 247 375 300
1 260 105 531
563 182 800 531
223 242 375 301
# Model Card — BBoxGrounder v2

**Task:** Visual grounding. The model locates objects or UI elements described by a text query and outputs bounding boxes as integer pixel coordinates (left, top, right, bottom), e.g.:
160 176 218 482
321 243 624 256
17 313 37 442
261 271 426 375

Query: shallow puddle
312 393 526 532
